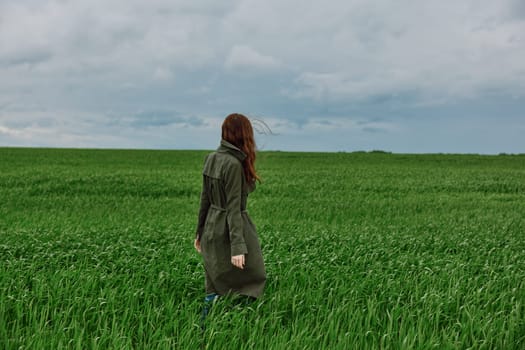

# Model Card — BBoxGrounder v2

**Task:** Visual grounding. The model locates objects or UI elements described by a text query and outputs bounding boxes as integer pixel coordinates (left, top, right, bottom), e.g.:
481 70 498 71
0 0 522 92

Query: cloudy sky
1 0 524 153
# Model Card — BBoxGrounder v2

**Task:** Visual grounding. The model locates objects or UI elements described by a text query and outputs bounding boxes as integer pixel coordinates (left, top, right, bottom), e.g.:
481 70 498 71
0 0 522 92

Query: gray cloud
106 110 206 128
0 0 524 153
510 0 525 19
0 49 53 67
362 127 386 134
225 45 281 70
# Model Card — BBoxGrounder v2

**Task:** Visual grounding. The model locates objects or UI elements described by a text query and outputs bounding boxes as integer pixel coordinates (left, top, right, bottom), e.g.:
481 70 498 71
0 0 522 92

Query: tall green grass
1 148 524 349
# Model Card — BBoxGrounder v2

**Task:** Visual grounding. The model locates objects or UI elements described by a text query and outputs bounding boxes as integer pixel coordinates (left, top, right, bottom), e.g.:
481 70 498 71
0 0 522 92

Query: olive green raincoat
195 140 266 298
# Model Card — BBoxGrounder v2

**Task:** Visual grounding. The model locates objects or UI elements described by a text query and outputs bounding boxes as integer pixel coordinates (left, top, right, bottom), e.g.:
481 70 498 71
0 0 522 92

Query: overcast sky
1 0 524 153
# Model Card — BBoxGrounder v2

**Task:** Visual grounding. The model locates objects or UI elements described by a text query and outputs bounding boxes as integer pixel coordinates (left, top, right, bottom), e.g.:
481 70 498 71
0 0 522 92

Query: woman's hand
194 239 201 253
231 254 245 269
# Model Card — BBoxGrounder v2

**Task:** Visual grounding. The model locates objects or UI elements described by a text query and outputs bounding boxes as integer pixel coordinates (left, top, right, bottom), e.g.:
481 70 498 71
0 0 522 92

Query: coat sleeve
224 159 248 256
195 155 211 240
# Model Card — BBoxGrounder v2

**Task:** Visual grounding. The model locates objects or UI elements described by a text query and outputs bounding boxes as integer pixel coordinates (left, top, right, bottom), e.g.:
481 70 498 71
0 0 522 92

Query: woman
194 113 266 306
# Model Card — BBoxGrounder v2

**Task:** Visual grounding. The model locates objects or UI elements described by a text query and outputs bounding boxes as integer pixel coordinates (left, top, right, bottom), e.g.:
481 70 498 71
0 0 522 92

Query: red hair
222 113 260 183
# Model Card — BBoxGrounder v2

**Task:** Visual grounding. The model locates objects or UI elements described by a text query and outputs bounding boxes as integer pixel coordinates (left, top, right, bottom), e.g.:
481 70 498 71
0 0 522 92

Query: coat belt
210 204 247 213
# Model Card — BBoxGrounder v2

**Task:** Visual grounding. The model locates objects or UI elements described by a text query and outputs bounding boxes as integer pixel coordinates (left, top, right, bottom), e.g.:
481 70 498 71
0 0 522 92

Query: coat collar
218 139 247 161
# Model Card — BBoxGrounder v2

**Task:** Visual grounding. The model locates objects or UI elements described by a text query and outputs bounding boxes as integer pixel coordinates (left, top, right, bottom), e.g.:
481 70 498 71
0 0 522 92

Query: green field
1 147 524 349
